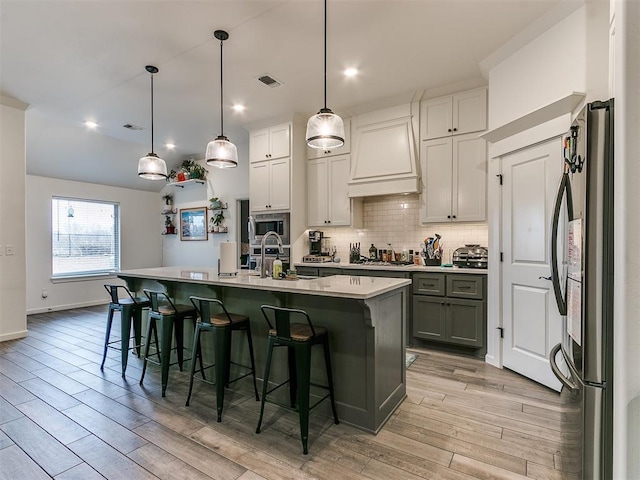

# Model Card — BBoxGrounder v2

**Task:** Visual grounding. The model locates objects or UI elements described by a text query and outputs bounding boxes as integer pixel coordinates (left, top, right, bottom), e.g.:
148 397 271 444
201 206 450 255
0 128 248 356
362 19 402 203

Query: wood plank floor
0 306 579 479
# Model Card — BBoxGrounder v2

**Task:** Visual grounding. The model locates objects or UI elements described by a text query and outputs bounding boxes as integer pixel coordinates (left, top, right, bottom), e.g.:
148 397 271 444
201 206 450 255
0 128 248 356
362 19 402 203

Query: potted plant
211 211 225 232
209 197 222 209
190 163 207 180
164 215 176 235
167 169 177 183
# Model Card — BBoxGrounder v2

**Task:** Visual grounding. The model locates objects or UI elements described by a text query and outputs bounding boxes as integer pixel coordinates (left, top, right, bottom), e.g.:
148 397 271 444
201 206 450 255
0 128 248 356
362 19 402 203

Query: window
51 197 120 278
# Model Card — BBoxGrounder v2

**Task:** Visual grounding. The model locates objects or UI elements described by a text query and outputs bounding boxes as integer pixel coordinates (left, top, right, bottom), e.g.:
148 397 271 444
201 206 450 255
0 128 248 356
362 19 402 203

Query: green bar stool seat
139 289 197 397
186 296 259 422
256 305 339 455
101 284 150 377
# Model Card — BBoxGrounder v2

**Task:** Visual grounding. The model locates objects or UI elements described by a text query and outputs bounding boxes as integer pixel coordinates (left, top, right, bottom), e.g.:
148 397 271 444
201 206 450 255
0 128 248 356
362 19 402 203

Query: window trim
51 196 121 279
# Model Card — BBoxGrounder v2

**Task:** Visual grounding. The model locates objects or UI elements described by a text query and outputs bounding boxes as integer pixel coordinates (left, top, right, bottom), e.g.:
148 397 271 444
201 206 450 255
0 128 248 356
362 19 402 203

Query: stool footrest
106 337 142 351
262 392 330 414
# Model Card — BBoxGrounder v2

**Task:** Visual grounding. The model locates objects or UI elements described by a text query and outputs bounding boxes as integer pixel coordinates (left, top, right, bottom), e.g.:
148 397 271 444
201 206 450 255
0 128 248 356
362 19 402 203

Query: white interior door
502 138 563 391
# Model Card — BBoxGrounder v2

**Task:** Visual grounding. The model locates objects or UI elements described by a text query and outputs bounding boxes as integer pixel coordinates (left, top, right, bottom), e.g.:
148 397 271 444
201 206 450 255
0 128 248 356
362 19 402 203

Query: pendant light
206 30 238 168
138 65 168 180
306 0 344 149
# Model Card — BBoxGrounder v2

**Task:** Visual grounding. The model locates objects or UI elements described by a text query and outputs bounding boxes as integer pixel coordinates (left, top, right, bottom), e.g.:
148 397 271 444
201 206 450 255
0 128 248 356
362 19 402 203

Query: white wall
488 7 587 129
612 1 640 477
485 3 610 369
0 97 28 341
26 175 161 313
161 143 250 268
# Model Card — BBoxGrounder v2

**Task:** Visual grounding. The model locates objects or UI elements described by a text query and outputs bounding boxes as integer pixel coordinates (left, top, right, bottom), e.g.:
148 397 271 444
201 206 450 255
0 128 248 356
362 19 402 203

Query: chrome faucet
260 230 284 278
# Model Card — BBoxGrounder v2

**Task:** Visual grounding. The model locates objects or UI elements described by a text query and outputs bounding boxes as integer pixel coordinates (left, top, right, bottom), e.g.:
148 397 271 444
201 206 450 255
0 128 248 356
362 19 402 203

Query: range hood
348 103 420 197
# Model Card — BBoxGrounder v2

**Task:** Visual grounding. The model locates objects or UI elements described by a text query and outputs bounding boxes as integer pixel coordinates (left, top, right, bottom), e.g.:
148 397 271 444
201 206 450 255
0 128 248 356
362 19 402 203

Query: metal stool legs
100 303 143 376
256 333 339 455
185 321 259 422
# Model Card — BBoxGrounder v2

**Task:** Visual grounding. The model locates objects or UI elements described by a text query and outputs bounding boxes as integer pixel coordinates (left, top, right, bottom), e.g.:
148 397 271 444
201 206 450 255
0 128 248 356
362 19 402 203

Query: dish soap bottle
272 255 282 279
369 243 377 259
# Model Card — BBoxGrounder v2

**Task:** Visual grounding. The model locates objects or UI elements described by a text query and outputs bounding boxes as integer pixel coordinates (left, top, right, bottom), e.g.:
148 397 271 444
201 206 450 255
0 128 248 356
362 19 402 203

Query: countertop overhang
118 267 411 300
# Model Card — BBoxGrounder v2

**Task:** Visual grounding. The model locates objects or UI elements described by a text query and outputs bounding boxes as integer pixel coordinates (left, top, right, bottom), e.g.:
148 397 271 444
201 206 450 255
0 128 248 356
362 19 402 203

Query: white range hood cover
348 103 419 197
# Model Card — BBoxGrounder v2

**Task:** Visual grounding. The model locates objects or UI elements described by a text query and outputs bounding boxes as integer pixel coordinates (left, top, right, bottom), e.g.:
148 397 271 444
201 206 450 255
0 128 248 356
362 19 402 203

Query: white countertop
118 267 411 300
293 262 488 275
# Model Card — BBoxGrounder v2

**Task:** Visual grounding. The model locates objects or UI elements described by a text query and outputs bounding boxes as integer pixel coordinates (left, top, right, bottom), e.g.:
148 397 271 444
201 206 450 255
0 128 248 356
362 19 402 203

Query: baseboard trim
0 330 28 342
27 300 108 315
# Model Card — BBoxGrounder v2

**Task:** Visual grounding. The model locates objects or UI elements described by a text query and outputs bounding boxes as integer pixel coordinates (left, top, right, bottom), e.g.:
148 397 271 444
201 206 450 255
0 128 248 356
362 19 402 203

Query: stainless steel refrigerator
548 100 614 479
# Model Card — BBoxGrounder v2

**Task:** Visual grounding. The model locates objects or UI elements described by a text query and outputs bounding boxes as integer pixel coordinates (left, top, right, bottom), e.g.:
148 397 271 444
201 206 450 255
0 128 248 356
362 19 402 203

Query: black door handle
539 276 552 281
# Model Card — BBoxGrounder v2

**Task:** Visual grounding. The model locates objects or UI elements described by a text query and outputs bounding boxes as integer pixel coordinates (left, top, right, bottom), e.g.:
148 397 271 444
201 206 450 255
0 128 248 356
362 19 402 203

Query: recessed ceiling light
344 68 358 77
165 143 176 149
84 121 98 129
233 104 245 112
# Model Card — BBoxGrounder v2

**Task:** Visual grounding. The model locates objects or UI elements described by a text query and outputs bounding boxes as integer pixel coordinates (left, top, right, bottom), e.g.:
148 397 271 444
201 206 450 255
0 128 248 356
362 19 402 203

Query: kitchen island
118 267 410 433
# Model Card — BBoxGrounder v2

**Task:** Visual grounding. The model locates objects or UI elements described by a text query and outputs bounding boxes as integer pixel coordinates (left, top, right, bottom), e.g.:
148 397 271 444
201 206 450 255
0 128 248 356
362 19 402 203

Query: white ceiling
1 0 568 192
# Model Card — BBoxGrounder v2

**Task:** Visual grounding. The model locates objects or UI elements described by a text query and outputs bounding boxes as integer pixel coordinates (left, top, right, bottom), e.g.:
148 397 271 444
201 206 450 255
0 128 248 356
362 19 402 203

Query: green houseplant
164 215 176 234
210 211 225 232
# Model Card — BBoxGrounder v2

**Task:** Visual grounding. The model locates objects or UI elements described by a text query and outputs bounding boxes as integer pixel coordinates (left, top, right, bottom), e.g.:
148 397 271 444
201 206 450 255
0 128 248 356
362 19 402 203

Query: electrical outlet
5 245 14 256
41 289 48 299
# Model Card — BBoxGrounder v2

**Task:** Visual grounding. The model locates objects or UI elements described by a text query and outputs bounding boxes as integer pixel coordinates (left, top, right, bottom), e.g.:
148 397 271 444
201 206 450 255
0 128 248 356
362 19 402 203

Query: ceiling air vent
257 74 282 88
123 123 143 131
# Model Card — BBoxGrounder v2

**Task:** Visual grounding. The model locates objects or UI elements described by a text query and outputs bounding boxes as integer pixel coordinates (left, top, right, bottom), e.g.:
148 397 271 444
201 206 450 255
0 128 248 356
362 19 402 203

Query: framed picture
180 207 208 241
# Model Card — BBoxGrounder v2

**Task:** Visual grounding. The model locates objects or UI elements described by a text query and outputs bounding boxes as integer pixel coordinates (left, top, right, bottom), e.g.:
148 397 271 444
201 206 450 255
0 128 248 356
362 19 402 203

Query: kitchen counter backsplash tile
317 193 488 263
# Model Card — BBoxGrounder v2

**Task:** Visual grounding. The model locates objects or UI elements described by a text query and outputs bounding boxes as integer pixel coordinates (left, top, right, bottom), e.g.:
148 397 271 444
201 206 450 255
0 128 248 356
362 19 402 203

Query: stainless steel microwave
249 212 290 245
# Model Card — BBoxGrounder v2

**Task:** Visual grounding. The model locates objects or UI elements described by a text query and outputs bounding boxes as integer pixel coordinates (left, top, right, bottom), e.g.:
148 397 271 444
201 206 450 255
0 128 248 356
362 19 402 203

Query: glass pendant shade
206 135 238 168
306 108 345 149
306 0 345 149
138 65 167 180
206 30 238 169
138 152 168 180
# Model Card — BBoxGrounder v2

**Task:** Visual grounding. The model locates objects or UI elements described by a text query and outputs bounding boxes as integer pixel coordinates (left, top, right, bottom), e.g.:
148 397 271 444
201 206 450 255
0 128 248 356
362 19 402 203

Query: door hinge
496 327 504 338
500 252 503 262
496 174 503 185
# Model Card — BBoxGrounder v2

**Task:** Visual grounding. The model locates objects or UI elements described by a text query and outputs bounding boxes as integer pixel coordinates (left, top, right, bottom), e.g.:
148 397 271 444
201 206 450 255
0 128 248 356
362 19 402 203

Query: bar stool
256 305 339 455
139 289 197 397
185 296 259 422
101 284 150 376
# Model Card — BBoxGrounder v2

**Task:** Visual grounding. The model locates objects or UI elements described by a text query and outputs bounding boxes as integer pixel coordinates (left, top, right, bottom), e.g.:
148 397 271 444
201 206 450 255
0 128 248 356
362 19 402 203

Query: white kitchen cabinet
421 88 487 140
249 157 290 212
420 133 486 223
307 118 351 159
249 123 290 163
308 155 355 226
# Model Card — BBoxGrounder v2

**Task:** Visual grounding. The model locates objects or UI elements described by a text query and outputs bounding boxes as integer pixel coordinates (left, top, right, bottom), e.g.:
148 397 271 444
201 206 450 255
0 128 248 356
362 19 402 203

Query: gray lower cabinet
295 266 319 276
412 273 485 349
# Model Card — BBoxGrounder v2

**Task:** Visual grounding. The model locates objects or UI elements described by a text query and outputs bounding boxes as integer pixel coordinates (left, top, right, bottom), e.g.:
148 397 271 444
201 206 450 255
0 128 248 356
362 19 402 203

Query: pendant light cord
323 0 327 110
220 38 224 136
150 72 155 154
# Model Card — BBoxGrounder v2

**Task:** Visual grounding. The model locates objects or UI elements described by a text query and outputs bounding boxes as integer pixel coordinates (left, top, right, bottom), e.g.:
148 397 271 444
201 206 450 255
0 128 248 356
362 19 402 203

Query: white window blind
51 197 120 278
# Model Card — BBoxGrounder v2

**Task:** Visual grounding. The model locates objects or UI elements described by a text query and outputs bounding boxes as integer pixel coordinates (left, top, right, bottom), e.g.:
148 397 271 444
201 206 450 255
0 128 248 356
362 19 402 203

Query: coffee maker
309 230 323 255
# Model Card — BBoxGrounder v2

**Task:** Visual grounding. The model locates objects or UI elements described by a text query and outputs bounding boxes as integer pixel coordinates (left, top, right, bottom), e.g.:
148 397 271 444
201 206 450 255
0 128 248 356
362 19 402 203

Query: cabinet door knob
453 128 457 132
447 215 451 219
327 220 331 224
452 215 457 219
447 128 452 132
440 301 445 305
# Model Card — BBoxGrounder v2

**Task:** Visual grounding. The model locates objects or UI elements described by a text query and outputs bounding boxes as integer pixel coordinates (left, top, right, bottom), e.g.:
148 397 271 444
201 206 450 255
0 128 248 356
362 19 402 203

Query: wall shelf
168 179 206 188
480 92 586 143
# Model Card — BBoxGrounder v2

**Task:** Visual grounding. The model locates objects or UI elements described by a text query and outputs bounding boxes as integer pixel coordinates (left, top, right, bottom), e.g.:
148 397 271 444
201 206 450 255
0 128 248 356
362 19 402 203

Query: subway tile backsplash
315 193 488 263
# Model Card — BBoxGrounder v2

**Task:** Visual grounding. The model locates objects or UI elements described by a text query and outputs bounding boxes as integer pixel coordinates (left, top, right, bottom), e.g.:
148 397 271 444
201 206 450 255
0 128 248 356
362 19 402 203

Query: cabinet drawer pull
424 283 435 287
458 285 471 290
